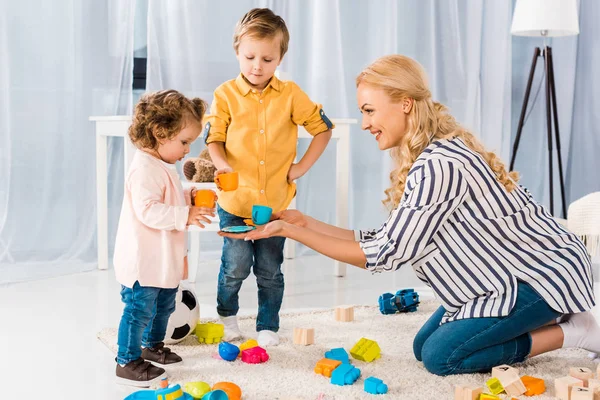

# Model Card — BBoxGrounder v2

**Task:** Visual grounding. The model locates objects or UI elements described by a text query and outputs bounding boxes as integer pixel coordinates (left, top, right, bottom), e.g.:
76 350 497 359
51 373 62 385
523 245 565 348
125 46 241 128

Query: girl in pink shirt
113 90 215 387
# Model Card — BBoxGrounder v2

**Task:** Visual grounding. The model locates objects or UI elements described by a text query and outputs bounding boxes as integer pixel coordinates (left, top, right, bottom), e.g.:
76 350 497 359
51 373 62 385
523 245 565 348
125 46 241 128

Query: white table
90 115 356 279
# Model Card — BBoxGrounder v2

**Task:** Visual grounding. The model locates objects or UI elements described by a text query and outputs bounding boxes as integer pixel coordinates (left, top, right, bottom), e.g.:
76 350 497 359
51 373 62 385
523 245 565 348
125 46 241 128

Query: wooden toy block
555 376 584 400
571 386 594 400
588 378 600 392
331 363 361 386
314 358 342 377
571 367 595 387
293 327 314 345
454 384 482 400
492 364 519 379
486 377 504 395
364 376 388 395
240 346 269 364
335 305 354 322
503 374 527 397
350 337 381 362
195 322 224 344
478 394 501 400
521 375 546 396
237 339 258 357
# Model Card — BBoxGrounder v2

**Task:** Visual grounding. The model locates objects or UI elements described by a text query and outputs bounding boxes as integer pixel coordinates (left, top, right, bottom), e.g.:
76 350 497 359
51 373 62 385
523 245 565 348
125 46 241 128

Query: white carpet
98 301 597 400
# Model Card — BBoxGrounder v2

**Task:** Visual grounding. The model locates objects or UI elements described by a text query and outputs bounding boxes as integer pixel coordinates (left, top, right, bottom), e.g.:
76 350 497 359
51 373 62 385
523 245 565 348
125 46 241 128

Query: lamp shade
511 0 579 37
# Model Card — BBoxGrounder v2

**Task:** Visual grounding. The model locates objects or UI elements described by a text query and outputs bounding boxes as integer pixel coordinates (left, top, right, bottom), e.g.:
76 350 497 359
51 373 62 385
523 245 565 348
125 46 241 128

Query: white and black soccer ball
164 283 199 344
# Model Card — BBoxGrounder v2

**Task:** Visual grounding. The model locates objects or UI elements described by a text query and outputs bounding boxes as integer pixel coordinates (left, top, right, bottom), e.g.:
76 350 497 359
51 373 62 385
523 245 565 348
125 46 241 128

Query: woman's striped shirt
358 138 595 324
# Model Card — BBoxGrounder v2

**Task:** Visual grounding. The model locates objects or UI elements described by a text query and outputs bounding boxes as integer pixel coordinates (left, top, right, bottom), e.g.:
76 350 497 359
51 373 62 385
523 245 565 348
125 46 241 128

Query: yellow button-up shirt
205 74 334 218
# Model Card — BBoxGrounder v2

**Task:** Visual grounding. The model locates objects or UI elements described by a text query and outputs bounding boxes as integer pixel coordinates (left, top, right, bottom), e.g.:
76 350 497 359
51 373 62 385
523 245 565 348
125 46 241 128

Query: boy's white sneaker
257 330 279 347
220 315 242 341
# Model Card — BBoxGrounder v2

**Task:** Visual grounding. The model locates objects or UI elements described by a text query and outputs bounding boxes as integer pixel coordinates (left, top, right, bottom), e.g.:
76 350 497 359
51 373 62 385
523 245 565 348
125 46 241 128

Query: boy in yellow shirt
205 8 333 346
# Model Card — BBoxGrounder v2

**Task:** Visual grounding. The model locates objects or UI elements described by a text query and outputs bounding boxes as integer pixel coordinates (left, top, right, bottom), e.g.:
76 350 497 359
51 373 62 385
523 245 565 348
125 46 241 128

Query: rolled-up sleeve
359 160 468 272
290 82 335 135
204 88 230 144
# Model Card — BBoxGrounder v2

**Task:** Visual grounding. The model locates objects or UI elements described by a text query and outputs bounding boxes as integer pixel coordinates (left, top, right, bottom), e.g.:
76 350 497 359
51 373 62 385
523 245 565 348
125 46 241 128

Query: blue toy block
218 341 240 361
364 376 388 395
324 347 350 364
201 390 228 400
378 288 419 314
331 363 361 386
124 383 193 399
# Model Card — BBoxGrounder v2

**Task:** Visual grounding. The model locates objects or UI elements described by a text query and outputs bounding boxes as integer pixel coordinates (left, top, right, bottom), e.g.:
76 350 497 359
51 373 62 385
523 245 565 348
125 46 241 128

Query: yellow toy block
478 394 501 400
195 322 224 344
521 375 546 396
314 358 342 377
237 339 258 357
349 338 381 362
486 377 504 395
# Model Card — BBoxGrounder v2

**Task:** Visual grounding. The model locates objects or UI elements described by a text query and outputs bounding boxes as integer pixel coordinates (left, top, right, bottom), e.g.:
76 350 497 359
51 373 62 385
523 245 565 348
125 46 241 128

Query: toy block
492 364 519 379
555 376 584 400
237 339 258 357
241 346 269 364
503 374 527 397
314 358 342 378
293 327 315 345
202 390 228 400
571 386 595 400
335 305 354 321
364 376 388 395
325 347 350 364
454 384 483 400
486 377 504 395
331 363 361 386
454 384 481 400
195 322 224 344
571 367 594 387
184 381 212 399
478 394 501 400
350 338 381 362
521 375 546 396
378 288 420 314
212 382 242 400
218 341 240 361
588 378 600 392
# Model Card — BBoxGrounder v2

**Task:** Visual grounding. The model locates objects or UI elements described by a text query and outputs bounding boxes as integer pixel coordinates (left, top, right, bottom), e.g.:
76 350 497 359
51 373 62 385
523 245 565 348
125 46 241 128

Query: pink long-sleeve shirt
113 150 191 289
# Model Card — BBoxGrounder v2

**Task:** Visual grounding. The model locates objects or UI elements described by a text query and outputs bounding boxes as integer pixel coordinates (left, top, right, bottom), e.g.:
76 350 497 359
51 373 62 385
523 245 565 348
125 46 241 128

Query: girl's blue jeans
117 281 177 365
217 206 286 332
413 281 561 376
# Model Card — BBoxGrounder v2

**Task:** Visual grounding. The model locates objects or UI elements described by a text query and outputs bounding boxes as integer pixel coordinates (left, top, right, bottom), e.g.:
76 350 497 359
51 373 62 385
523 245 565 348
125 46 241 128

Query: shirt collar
235 73 282 96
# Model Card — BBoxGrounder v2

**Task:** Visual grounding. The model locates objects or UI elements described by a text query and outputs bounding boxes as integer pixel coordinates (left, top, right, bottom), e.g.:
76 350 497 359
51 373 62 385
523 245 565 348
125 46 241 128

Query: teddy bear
183 148 216 182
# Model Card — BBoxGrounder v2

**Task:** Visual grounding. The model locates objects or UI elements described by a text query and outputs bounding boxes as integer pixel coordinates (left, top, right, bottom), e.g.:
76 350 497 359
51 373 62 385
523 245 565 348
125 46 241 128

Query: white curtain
0 0 135 283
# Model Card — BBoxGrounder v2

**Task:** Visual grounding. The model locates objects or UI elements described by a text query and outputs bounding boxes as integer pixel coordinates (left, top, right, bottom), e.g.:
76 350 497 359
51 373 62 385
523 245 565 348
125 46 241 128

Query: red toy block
241 346 269 364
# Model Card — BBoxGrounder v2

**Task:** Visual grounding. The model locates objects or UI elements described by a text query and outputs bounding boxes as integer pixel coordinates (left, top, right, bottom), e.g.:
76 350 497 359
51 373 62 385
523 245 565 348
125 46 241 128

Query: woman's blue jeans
413 282 561 376
217 206 286 332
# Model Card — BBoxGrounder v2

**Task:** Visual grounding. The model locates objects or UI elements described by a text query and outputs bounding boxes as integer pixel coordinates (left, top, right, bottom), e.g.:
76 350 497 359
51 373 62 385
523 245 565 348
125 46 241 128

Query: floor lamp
510 0 579 218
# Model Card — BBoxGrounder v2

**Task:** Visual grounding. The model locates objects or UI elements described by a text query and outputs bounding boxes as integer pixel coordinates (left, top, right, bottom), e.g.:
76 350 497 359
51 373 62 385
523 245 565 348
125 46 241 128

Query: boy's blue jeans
413 281 561 376
117 281 178 365
217 206 286 332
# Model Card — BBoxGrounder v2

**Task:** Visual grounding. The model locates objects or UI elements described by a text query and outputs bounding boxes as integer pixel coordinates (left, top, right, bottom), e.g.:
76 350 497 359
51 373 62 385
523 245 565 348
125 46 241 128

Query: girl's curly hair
356 55 519 211
128 89 207 150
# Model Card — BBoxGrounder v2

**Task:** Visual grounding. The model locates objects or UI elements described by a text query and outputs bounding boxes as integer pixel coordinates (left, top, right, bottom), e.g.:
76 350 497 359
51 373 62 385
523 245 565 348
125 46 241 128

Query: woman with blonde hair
220 55 598 375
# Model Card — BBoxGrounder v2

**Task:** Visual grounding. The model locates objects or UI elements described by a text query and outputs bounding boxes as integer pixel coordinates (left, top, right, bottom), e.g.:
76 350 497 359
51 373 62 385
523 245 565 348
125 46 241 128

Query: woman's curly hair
128 89 207 150
356 55 519 211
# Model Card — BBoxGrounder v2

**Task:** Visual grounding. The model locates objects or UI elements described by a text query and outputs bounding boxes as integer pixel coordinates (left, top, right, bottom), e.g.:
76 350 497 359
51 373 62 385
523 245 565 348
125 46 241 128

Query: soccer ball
164 283 199 344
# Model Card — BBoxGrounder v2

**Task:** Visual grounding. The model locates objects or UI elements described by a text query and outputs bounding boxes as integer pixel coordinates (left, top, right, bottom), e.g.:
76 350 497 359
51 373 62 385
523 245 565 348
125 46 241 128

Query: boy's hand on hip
287 163 305 183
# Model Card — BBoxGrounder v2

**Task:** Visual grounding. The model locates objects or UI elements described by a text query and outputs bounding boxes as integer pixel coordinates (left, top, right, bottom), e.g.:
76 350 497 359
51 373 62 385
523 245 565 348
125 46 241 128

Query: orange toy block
314 358 342 377
492 364 519 379
212 382 242 400
571 386 594 400
335 305 354 322
571 367 594 387
454 384 483 400
293 328 314 345
521 375 546 396
555 376 584 400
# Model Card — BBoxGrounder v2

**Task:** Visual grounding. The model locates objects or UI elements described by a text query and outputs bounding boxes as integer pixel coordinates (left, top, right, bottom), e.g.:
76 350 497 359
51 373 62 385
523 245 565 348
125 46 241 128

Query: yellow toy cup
194 189 217 208
215 172 239 191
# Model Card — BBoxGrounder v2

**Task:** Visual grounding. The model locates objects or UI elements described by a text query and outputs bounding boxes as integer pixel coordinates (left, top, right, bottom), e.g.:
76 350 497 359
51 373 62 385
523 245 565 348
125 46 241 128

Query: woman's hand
218 220 288 241
187 206 215 228
214 167 234 191
272 209 308 227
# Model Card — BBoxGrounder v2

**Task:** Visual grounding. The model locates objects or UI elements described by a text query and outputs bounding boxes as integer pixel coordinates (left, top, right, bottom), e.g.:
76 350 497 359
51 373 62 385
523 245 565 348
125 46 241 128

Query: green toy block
486 377 505 395
349 338 381 362
195 322 224 344
184 381 211 399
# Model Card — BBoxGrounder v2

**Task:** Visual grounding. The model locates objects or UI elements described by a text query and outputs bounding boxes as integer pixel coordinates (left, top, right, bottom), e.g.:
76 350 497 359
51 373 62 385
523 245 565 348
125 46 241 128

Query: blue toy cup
252 205 273 225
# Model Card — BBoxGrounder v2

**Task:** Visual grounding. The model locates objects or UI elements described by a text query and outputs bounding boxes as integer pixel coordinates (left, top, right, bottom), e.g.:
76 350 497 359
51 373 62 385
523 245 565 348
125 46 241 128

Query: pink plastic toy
241 346 269 364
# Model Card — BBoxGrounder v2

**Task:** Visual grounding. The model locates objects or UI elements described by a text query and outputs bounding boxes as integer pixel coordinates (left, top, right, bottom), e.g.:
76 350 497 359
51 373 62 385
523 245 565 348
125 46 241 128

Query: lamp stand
510 46 567 218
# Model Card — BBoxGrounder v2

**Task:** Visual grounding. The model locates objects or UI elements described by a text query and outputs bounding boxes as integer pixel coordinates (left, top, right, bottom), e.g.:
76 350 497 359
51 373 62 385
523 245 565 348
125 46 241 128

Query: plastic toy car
378 288 419 314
